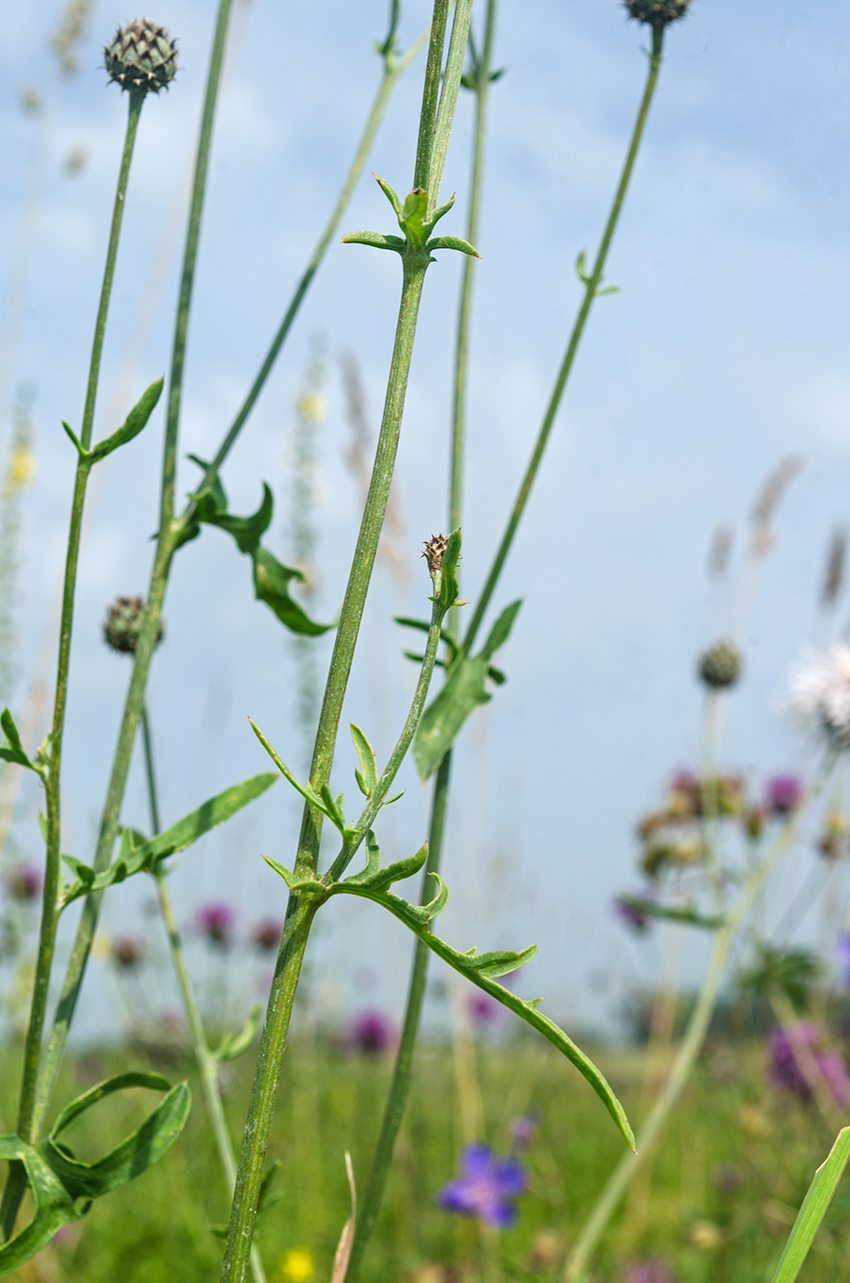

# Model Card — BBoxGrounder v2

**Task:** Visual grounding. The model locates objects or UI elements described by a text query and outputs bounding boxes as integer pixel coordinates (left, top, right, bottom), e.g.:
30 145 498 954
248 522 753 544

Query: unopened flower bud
699 640 741 691
104 19 178 96
422 533 449 577
103 596 164 654
624 0 692 27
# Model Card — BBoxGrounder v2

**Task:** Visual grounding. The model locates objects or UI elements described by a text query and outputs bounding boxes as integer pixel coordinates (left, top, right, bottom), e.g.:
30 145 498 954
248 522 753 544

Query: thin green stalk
464 27 666 655
345 750 452 1282
221 2 474 1271
413 0 450 189
345 10 497 1274
30 0 234 1136
190 19 430 509
563 755 836 1283
1 89 144 1241
426 0 475 214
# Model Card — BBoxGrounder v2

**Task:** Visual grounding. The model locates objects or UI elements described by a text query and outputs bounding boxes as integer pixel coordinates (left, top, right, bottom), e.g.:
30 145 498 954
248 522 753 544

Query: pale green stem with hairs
1 86 145 1241
140 706 268 1283
345 6 498 1277
563 753 837 1283
220 5 474 1278
29 0 235 1144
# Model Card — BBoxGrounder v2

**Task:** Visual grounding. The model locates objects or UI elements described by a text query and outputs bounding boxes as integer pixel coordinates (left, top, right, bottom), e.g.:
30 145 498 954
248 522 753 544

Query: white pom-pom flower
788 645 850 747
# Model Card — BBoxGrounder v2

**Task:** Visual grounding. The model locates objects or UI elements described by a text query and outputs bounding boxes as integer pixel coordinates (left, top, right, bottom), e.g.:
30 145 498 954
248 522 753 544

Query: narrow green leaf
350 724 379 797
262 856 327 896
0 707 34 770
423 193 456 236
395 616 458 658
61 421 87 459
216 1004 262 1063
617 895 725 931
427 234 480 257
374 173 403 217
250 721 331 816
769 1127 850 1282
439 530 462 610
88 377 163 463
344 840 428 893
341 230 406 253
253 547 333 636
480 599 523 662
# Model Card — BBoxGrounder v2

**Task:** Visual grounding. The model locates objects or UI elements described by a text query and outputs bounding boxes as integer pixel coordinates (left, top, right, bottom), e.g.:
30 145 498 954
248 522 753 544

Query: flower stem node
698 640 741 691
342 176 479 264
624 0 692 27
104 19 178 95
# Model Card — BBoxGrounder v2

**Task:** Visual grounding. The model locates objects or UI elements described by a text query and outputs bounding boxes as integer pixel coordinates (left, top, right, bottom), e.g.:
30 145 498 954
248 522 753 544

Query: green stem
464 27 665 655
426 0 475 213
222 1 473 1268
345 750 452 1282
140 705 161 833
562 755 836 1283
1 90 144 1241
30 0 234 1137
413 0 450 189
189 21 429 512
345 10 498 1274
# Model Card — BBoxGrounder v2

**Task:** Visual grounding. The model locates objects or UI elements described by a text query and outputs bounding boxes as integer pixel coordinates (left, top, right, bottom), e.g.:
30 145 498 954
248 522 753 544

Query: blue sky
0 0 848 1041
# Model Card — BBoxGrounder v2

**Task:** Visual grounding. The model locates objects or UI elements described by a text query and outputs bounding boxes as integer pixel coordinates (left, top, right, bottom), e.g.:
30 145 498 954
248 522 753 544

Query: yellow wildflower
276 1248 314 1283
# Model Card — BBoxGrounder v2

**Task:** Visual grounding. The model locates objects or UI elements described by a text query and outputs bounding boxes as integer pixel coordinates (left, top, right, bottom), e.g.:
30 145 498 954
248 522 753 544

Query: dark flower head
196 901 235 949
103 596 164 654
769 1023 850 1107
698 640 742 691
509 1112 539 1150
350 1009 391 1054
111 936 144 969
251 918 283 954
765 773 804 817
422 533 449 576
622 1261 680 1283
4 862 42 902
624 0 691 28
104 19 178 95
437 1143 528 1229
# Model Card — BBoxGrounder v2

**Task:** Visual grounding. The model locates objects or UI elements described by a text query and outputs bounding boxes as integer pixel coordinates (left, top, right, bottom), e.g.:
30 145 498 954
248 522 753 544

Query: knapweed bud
104 19 178 95
699 640 741 691
103 595 164 654
422 533 449 577
624 0 692 27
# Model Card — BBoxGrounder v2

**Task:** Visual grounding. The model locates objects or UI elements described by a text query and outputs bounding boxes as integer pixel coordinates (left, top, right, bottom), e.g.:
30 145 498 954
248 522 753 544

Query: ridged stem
463 27 665 655
31 0 234 1134
344 7 498 1275
0 88 144 1241
563 753 836 1283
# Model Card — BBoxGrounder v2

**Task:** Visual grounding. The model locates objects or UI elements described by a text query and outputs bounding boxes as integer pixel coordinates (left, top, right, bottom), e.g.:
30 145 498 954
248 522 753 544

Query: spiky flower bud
624 0 692 28
103 596 163 654
422 533 449 577
699 640 742 691
104 19 177 95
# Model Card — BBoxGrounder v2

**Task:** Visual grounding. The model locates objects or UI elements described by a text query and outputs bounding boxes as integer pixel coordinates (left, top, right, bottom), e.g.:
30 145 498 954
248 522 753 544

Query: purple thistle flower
196 901 236 949
623 1261 679 1283
765 773 804 817
769 1023 850 1106
252 918 283 953
4 862 42 902
839 932 850 987
350 1008 391 1054
468 991 503 1026
436 1143 528 1229
508 1113 539 1150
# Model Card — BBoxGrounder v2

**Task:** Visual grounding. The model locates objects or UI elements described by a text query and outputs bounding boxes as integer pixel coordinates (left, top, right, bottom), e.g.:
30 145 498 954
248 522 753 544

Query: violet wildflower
765 773 804 817
350 1009 391 1054
622 1261 679 1283
4 862 42 902
839 933 850 987
468 991 503 1026
788 646 850 747
252 918 283 953
196 901 236 949
437 1143 528 1229
509 1112 539 1150
769 1023 850 1106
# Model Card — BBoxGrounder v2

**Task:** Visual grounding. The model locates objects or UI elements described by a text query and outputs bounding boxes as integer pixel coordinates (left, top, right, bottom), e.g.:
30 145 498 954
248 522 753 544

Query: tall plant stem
346 8 498 1277
140 708 267 1283
192 20 430 506
1 88 144 1241
30 0 234 1138
221 4 475 1275
563 756 836 1283
464 26 665 655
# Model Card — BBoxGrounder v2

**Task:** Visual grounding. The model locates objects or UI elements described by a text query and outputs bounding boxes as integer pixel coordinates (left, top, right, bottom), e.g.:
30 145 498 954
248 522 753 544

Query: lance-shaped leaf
0 1134 83 1272
616 894 725 931
251 720 335 821
351 723 379 798
769 1127 850 1282
43 1071 190 1199
321 861 635 1152
0 707 36 771
61 773 279 907
215 1004 262 1063
88 377 164 463
253 547 332 636
413 600 523 781
341 230 406 253
427 234 480 258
